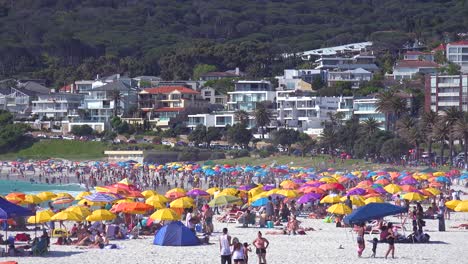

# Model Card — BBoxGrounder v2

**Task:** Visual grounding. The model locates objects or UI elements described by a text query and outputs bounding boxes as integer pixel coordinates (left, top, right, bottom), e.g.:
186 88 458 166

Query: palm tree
254 103 271 139
454 112 468 165
396 116 422 160
421 110 439 163
234 110 249 127
432 121 450 165
109 89 122 116
320 121 338 156
362 117 380 136
443 107 463 166
376 90 407 132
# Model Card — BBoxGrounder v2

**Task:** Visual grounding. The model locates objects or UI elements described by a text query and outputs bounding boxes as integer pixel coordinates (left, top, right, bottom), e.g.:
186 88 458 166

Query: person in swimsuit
385 223 395 259
219 228 232 264
231 238 245 264
356 223 365 257
252 231 269 264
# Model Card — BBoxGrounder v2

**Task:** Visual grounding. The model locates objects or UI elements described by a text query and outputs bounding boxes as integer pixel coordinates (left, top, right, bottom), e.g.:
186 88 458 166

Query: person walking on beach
356 223 365 257
220 228 232 264
253 231 269 264
385 223 395 259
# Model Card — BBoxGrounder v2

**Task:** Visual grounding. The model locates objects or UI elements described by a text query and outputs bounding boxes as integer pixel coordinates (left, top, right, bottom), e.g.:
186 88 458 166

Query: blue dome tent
153 221 200 246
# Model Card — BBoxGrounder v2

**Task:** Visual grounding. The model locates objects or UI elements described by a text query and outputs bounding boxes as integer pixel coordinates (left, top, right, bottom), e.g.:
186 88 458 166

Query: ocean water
0 179 85 196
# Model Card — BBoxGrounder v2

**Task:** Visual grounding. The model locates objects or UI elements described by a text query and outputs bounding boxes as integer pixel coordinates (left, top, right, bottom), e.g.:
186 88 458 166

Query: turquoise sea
0 179 85 196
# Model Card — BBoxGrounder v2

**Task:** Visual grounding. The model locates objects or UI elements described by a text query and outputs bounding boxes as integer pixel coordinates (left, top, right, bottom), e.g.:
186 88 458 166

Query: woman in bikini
252 231 269 264
356 223 365 257
385 223 395 259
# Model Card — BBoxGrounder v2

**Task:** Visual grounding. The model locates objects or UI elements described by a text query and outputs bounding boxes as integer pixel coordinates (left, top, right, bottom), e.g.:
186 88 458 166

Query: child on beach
371 238 378 257
243 242 251 264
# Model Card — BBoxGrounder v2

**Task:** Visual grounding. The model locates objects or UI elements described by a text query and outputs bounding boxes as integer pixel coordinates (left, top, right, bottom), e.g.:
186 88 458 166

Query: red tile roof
448 40 468 46
143 86 199 95
432 44 446 52
395 60 440 68
59 84 72 92
154 107 184 112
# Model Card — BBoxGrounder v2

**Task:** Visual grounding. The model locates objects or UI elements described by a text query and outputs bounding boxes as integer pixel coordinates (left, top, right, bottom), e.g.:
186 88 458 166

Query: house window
204 91 212 97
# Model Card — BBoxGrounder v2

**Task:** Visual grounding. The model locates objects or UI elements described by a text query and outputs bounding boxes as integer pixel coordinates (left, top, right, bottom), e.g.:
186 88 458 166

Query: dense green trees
1 1 467 86
188 125 222 146
71 125 94 137
0 110 31 153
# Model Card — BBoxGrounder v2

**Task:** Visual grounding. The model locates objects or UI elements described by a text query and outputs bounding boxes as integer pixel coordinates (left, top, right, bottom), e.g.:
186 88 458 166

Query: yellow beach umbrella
276 189 298 198
319 177 338 183
424 188 441 196
248 187 264 197
23 194 43 204
265 188 280 196
251 192 269 202
147 194 169 203
36 191 57 201
145 197 166 209
384 184 402 194
403 192 426 201
340 195 365 206
206 187 220 195
114 199 134 205
65 206 91 218
327 203 352 215
86 209 116 222
320 195 342 204
208 195 241 207
219 188 239 196
150 208 180 221
78 199 106 207
51 211 82 222
53 192 74 200
27 209 54 224
454 200 468 212
166 188 186 195
445 200 461 210
364 196 384 204
75 191 92 200
170 197 194 209
141 190 158 199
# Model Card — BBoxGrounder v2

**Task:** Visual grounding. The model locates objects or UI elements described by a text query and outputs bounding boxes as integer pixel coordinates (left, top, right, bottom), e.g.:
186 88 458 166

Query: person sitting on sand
114 226 125 239
287 215 300 235
76 231 93 246
90 231 105 249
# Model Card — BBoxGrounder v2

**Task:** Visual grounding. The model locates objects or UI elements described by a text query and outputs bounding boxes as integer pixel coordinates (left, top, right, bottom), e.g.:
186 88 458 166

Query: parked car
63 135 75 140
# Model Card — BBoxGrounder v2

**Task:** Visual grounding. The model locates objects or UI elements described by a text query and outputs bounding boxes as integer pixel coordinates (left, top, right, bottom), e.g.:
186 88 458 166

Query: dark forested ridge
0 0 467 86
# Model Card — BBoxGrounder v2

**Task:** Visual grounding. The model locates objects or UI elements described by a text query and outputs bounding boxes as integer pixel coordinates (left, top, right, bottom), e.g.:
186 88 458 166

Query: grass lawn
0 140 108 160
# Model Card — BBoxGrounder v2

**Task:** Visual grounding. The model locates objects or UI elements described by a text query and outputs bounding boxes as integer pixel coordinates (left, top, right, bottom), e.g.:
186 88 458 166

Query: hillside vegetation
1 0 467 86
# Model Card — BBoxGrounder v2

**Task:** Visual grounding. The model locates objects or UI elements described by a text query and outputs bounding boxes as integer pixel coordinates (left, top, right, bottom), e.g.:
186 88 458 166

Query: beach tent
0 197 34 219
153 221 200 246
344 203 407 225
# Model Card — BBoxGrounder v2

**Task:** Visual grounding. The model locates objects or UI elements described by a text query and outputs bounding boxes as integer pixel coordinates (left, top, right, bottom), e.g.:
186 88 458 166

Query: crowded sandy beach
0 160 467 264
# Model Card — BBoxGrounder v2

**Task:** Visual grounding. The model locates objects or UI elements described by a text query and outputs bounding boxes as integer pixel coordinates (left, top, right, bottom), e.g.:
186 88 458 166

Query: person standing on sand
356 223 365 257
220 228 232 264
252 231 269 264
385 223 395 259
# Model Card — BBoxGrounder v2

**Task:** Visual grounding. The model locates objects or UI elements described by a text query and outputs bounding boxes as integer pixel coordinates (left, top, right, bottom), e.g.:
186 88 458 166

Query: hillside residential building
80 81 137 124
403 51 434 61
200 68 245 81
32 93 83 120
227 80 275 112
296 41 373 60
327 68 372 89
315 54 379 72
0 88 31 114
392 60 440 80
75 80 94 93
337 96 386 129
446 41 468 73
276 69 324 90
187 113 235 128
139 86 208 127
425 75 468 113
200 87 228 105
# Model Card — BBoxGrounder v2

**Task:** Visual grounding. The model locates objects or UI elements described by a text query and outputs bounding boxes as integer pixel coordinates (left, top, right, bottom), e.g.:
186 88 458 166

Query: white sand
1 210 467 264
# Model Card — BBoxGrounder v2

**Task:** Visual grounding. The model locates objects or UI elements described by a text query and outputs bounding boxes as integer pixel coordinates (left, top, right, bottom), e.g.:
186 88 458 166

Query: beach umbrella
327 203 352 215
435 176 450 183
251 192 269 202
297 193 322 204
454 201 468 212
364 197 384 204
400 185 417 192
301 186 325 194
36 191 57 201
206 187 220 195
251 197 269 207
78 199 106 207
384 184 402 194
425 188 441 196
346 188 366 196
52 197 74 205
145 198 166 209
86 209 116 222
318 177 337 183
170 198 194 209
147 194 169 203
320 195 342 204
5 192 26 201
23 194 43 204
150 208 180 221
340 195 365 206
111 202 153 214
208 195 241 207
51 211 82 222
53 192 74 200
276 189 298 198
445 200 461 210
27 209 54 224
75 191 92 200
248 187 265 197
344 203 407 225
402 192 426 201
65 206 91 218
280 180 298 190
141 190 158 199
319 183 345 191
83 193 117 203
187 189 210 197
219 188 239 196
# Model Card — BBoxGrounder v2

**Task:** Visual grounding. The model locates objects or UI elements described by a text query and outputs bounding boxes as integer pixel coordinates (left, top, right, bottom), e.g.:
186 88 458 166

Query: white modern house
327 68 372 89
187 113 235 128
392 60 440 80
315 54 379 72
276 69 325 90
32 93 83 120
227 80 275 112
446 40 468 73
0 88 31 114
403 51 434 61
200 87 228 105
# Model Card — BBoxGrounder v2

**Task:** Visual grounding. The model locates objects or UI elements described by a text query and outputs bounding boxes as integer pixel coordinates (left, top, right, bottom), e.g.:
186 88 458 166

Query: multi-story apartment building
327 68 372 89
446 41 468 73
276 69 325 90
32 93 83 120
337 96 386 129
425 74 468 113
227 80 275 112
0 88 31 114
200 87 228 105
187 113 235 128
